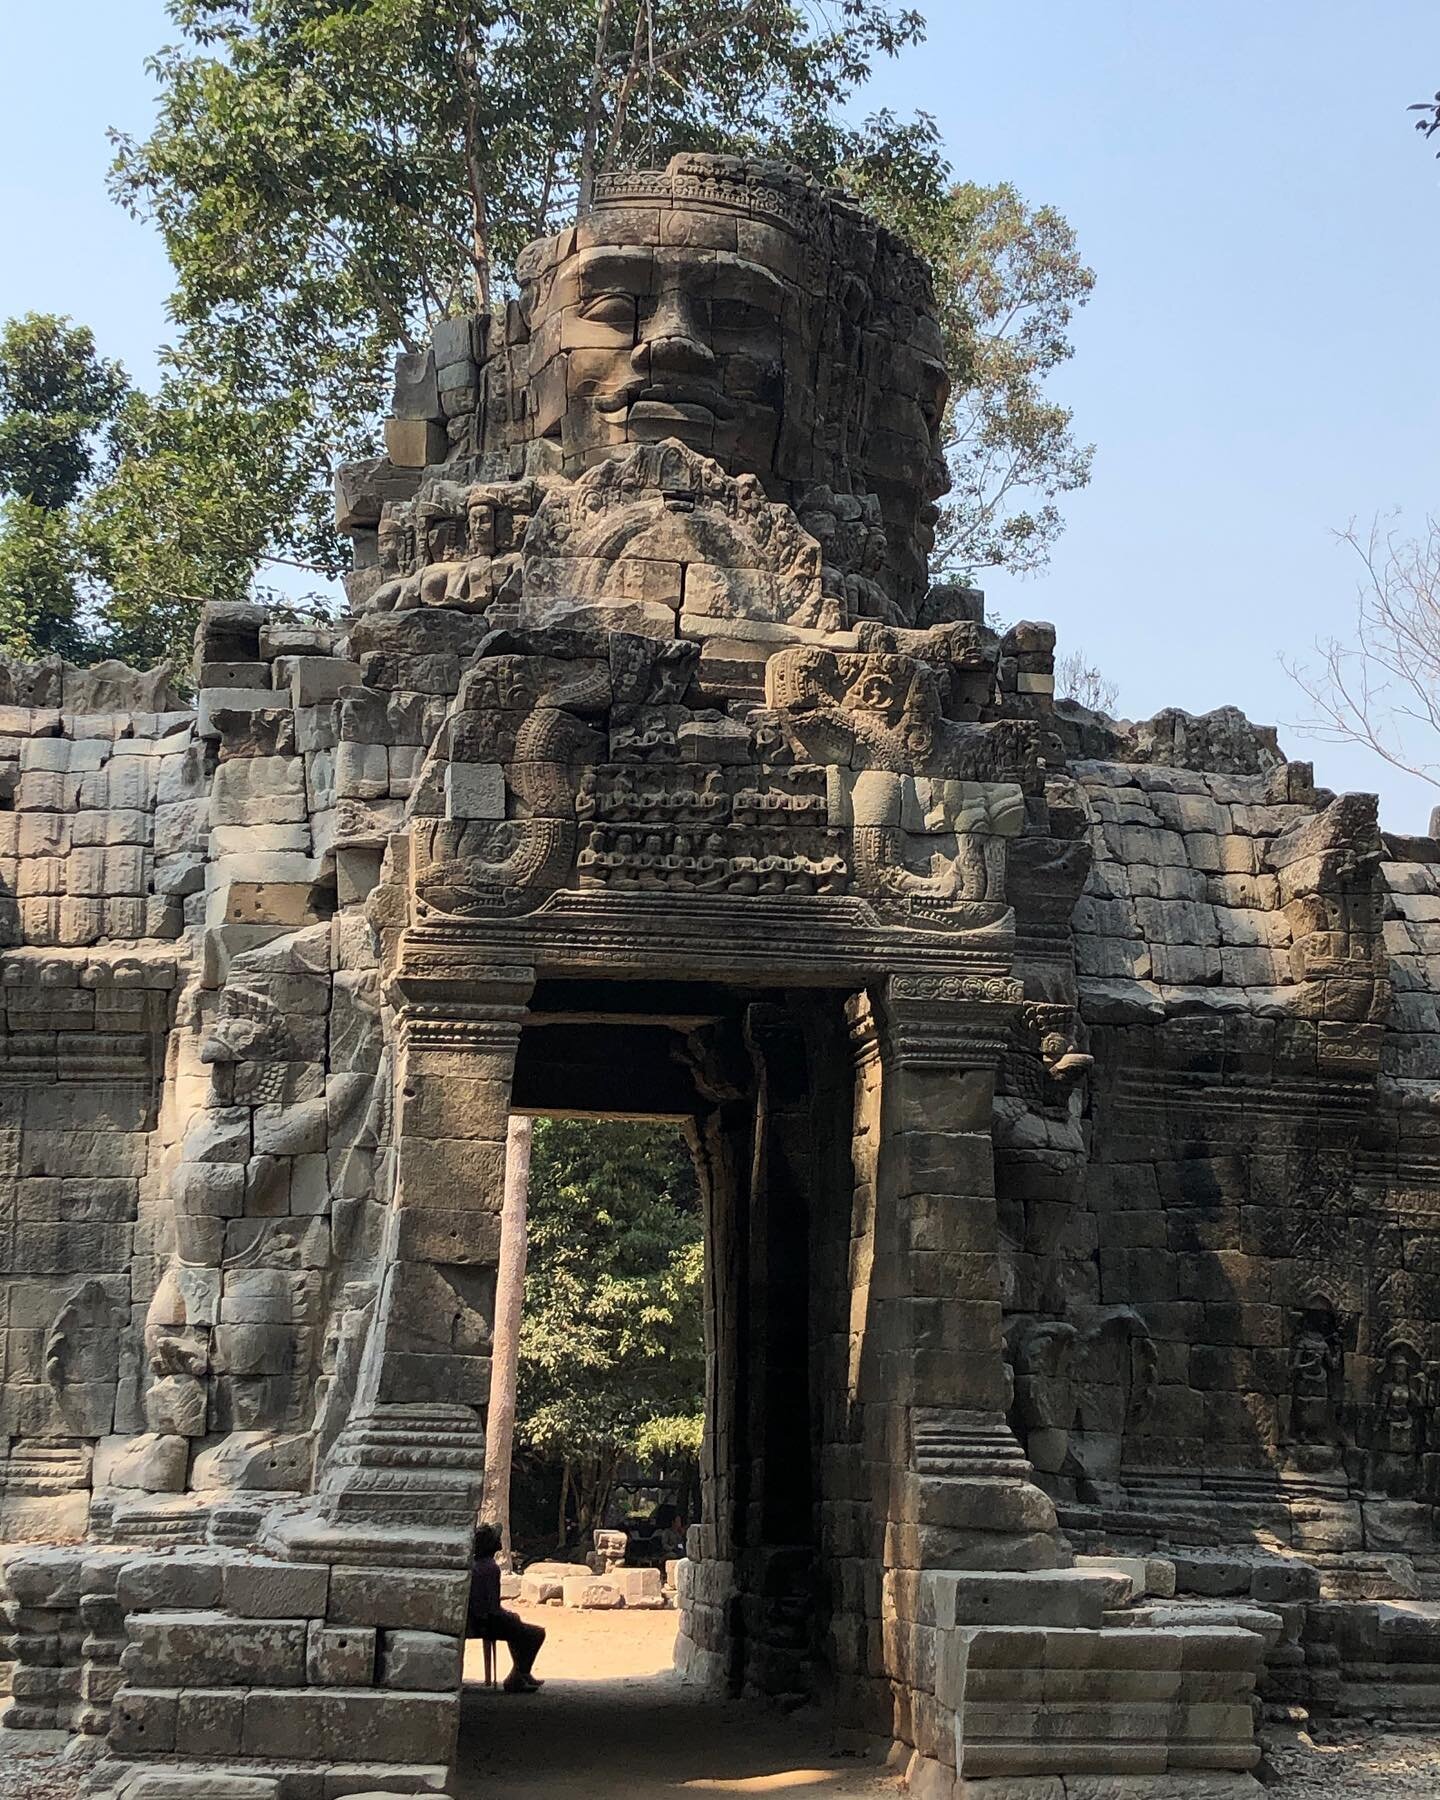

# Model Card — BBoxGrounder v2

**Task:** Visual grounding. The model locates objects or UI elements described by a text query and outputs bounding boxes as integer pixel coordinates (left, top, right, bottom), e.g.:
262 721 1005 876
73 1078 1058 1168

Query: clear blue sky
3 3 1438 825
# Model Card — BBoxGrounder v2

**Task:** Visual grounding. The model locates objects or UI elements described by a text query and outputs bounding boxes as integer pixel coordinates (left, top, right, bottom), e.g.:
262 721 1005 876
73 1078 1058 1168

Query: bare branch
1284 514 1440 793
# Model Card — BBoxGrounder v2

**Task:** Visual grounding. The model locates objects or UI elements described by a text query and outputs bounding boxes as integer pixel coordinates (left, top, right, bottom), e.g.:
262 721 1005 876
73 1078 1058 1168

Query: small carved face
523 220 791 472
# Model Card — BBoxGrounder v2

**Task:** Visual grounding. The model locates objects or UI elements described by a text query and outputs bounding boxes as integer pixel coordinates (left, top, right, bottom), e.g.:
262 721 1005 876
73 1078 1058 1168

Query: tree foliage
926 183 1095 580
0 314 128 512
109 2 1095 606
0 313 318 670
88 372 318 668
518 1117 704 1541
109 1 929 586
0 316 128 660
0 3 1097 661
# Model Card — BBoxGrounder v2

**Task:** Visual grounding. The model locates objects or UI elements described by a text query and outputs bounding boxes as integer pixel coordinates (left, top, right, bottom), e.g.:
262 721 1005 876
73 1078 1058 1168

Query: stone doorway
506 983 858 1709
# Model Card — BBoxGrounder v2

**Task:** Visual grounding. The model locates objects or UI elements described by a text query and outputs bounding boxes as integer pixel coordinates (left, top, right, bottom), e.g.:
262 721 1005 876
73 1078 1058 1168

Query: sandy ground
455 1604 898 1797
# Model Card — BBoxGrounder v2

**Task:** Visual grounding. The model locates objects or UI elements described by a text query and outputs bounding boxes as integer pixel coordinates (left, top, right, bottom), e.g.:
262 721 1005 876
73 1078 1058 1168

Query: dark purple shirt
469 1554 502 1628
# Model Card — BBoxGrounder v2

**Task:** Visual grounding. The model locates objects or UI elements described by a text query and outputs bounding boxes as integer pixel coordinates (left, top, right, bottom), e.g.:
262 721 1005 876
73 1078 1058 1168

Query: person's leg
495 1611 545 1687
510 1619 545 1679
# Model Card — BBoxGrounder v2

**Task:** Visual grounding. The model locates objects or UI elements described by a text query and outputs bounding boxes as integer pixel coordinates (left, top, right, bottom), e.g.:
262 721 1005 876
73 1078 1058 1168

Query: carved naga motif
414 817 576 919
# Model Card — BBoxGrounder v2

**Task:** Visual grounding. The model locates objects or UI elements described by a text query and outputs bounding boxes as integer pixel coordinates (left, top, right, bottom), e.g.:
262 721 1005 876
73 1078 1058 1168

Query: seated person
468 1523 545 1693
652 1502 685 1557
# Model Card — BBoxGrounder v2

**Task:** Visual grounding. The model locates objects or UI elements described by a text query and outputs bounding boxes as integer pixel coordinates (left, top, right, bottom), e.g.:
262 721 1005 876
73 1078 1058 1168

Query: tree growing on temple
517 1117 704 1548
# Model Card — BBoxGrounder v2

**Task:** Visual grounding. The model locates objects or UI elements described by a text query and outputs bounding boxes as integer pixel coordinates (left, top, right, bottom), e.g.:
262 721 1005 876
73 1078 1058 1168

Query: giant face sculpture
512 155 950 616
521 239 790 470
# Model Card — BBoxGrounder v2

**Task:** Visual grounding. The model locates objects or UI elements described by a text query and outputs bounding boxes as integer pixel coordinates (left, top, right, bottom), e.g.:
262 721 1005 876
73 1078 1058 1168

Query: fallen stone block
562 1576 625 1609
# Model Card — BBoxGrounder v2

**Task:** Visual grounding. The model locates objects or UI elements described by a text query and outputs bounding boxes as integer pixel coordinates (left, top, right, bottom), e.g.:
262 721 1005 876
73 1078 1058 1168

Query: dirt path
454 1605 899 1798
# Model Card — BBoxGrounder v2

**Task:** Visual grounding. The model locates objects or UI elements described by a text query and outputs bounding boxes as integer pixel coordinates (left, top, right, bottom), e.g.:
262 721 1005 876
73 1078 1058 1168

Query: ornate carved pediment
521 440 836 634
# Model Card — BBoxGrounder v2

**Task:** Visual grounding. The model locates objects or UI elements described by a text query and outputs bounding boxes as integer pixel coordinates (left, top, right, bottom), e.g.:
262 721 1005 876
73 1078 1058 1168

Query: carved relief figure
1288 1306 1344 1469
1369 1343 1431 1496
1009 1320 1079 1476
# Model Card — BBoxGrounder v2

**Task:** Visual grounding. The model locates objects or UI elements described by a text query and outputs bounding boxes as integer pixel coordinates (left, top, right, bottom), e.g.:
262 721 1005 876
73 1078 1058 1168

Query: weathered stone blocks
327 1568 470 1636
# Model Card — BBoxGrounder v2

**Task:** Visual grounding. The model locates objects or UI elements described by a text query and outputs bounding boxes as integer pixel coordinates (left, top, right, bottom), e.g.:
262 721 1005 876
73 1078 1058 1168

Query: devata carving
1288 1305 1346 1471
1369 1342 1433 1497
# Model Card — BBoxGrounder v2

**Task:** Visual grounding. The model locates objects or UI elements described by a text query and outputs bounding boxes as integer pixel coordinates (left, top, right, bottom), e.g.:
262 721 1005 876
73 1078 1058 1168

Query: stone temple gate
5 153 1440 1798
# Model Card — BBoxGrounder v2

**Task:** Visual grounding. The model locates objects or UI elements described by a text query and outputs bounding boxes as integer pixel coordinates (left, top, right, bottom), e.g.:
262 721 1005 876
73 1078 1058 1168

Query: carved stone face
512 157 950 618
523 238 789 472
511 154 950 493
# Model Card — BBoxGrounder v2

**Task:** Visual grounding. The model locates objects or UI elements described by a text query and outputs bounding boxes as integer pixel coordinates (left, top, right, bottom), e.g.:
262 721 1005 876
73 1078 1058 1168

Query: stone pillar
309 961 535 1536
863 972 1063 1769
869 973 1059 1573
736 1003 817 1698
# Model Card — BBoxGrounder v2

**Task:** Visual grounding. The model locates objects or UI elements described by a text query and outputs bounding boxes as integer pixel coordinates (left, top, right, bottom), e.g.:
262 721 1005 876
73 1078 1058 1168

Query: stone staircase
2 1538 466 1800
903 1565 1265 1799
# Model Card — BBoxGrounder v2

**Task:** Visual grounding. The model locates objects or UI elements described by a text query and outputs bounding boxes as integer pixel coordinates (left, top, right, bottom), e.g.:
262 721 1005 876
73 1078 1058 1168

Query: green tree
86 370 320 668
927 182 1096 580
0 314 127 659
0 311 315 670
518 1117 704 1546
95 4 1094 643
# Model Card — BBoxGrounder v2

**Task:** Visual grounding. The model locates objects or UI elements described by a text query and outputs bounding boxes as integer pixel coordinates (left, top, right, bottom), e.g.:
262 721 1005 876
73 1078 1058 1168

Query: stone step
88 1758 452 1798
924 1568 1134 1632
112 1685 458 1765
939 1621 1262 1785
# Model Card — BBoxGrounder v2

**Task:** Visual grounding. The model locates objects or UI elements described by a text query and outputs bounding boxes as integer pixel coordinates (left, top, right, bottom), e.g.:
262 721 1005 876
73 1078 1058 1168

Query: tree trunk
558 1459 572 1551
577 0 616 215
480 1114 533 1557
